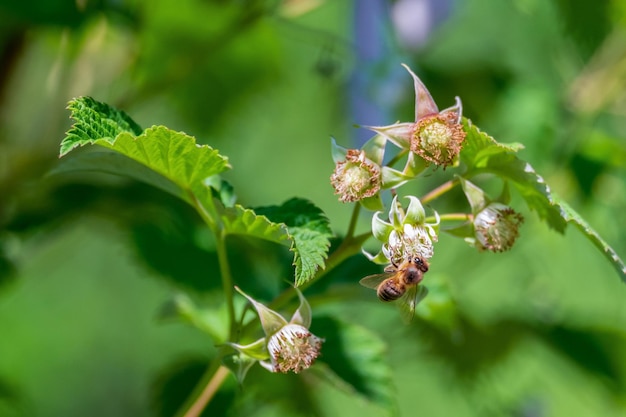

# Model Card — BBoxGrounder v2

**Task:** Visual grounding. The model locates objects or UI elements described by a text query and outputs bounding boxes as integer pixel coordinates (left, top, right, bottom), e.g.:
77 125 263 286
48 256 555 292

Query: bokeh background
1 0 625 416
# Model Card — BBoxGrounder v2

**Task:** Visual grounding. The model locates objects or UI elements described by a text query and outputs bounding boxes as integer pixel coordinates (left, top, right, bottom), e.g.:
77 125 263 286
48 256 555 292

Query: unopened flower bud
474 203 524 252
331 149 381 202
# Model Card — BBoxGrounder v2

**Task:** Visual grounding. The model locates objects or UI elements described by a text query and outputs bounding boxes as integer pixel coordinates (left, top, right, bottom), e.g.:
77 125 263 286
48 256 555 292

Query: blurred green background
1 0 625 416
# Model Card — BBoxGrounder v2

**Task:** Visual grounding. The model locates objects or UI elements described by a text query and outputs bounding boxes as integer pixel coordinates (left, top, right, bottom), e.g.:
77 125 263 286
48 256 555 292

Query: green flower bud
473 203 524 252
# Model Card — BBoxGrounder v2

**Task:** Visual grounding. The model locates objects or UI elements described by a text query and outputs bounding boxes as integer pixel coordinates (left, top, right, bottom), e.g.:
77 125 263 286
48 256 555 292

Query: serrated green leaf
95 126 230 192
311 316 395 413
554 196 626 281
59 98 232 229
50 150 185 199
461 120 625 281
219 204 290 245
60 96 143 156
255 198 333 286
461 119 524 167
461 119 566 232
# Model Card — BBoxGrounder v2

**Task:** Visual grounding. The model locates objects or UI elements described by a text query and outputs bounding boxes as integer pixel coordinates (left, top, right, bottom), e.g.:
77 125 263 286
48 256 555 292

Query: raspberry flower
474 203 524 252
459 177 524 252
330 148 381 203
367 64 466 168
364 195 439 266
228 287 323 377
330 135 386 209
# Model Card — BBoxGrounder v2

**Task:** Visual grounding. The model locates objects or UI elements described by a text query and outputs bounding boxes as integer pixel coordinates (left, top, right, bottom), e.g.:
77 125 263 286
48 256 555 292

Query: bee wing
359 272 393 289
398 285 429 323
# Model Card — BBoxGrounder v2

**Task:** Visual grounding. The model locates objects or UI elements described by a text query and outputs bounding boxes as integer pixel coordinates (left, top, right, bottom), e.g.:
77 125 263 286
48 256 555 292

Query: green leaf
460 119 524 167
311 316 395 413
94 127 230 193
554 196 626 281
60 96 143 156
59 98 232 231
51 150 185 200
461 119 567 232
219 204 290 246
255 198 333 286
462 119 626 281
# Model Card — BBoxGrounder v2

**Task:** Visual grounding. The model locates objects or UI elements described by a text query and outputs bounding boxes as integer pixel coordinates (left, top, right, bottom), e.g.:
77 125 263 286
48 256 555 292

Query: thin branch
420 178 459 204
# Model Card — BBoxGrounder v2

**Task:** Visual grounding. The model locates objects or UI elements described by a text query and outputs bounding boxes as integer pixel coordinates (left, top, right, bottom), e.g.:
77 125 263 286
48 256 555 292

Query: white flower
229 287 324 375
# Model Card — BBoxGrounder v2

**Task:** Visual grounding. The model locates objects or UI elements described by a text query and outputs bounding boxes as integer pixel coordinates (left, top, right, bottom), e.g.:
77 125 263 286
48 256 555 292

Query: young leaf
255 198 333 286
310 316 395 413
60 96 143 156
461 119 567 232
219 204 291 246
554 196 626 281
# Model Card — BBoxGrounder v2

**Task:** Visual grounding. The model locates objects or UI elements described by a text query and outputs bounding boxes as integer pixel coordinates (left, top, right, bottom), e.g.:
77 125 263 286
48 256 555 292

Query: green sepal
381 166 413 189
403 195 426 225
330 137 348 164
289 287 312 328
362 248 390 265
222 352 261 385
235 286 287 338
458 176 488 214
227 338 270 361
359 193 384 211
361 134 386 165
371 211 393 242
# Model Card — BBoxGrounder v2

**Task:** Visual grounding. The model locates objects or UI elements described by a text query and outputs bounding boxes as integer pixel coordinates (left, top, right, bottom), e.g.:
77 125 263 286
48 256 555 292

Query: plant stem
345 202 361 239
175 355 230 417
182 366 230 417
215 232 236 341
420 178 459 204
430 212 473 223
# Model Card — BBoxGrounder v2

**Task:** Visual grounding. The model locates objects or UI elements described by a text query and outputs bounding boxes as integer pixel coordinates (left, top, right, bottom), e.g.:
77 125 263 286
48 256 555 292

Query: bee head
412 256 429 273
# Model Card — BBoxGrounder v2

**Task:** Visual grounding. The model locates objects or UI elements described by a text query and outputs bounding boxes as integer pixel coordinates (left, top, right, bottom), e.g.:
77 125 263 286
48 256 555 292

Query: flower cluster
229 287 323 376
330 64 467 206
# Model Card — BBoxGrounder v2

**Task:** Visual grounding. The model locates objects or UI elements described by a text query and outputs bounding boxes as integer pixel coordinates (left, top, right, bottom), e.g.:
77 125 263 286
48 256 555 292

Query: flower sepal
229 287 324 376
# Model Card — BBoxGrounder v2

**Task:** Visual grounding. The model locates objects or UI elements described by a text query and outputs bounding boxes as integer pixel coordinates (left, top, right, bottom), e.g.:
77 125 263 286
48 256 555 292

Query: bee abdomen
377 281 404 301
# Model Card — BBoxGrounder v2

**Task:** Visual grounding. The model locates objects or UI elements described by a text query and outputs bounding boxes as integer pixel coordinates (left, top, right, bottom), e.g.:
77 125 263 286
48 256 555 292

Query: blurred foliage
0 0 625 416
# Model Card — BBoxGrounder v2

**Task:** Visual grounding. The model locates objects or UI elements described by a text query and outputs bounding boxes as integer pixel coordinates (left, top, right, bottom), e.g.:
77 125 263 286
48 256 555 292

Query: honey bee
359 256 430 321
